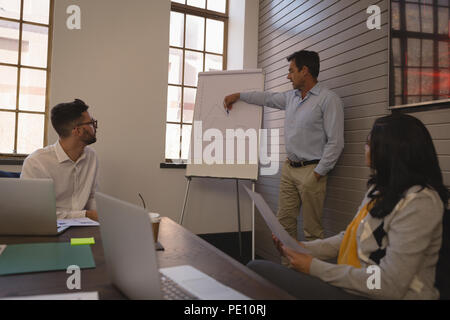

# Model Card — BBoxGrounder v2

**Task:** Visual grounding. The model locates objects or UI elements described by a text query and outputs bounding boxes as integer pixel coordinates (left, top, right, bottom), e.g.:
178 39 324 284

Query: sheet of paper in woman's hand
244 186 310 254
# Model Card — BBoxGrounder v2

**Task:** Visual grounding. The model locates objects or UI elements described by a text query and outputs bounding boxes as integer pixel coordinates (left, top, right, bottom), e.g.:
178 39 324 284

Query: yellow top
337 201 374 268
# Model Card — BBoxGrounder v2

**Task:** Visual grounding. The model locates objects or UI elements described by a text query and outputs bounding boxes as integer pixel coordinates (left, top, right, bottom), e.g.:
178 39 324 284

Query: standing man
21 99 100 221
224 50 344 242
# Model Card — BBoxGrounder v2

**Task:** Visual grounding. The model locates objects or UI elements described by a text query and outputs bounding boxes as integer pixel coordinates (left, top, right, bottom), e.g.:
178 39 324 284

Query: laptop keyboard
160 273 198 300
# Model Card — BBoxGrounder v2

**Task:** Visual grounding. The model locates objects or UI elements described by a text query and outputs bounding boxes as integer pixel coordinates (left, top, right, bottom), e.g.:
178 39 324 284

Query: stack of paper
57 218 99 228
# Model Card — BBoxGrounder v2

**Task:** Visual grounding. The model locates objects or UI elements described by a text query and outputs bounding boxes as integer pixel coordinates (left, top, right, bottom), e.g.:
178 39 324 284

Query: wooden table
0 217 294 300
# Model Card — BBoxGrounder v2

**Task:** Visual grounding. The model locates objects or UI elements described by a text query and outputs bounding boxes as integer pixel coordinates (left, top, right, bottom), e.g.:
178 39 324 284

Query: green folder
0 242 96 276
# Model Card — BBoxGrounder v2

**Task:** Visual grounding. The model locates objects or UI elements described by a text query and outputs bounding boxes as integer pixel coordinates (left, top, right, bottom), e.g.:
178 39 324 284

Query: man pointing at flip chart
224 50 344 249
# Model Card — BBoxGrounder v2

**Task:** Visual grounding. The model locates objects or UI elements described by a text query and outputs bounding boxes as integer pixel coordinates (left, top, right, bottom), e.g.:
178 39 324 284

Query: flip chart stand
179 176 256 260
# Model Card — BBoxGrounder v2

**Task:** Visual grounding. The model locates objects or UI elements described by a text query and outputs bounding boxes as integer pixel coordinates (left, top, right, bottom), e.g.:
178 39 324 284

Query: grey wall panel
322 64 388 91
327 176 368 191
443 172 450 186
343 142 366 155
259 0 287 19
341 89 388 108
259 0 386 73
333 77 387 101
345 129 372 143
332 165 371 180
324 197 361 216
409 109 450 126
336 154 367 167
438 156 450 172
434 141 450 155
344 116 379 131
259 0 306 34
344 102 388 120
320 51 388 83
427 124 450 140
327 186 366 203
259 0 361 63
259 0 328 47
409 108 450 181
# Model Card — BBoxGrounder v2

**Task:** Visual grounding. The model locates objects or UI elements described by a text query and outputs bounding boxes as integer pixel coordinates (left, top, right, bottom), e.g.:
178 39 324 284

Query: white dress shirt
21 140 99 219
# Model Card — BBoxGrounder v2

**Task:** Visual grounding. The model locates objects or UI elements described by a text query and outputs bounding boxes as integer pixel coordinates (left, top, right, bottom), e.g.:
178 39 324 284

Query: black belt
288 159 320 168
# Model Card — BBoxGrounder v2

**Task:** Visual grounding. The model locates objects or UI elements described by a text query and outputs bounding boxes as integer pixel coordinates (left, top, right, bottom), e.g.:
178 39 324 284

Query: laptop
96 192 250 300
0 178 69 236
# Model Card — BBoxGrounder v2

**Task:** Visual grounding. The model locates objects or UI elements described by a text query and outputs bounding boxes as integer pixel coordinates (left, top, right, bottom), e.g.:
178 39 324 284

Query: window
165 0 228 162
390 0 450 107
0 0 53 157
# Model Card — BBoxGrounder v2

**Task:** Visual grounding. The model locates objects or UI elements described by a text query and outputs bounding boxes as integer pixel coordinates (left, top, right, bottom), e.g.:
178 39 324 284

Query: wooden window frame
165 0 228 163
389 0 450 110
0 0 54 159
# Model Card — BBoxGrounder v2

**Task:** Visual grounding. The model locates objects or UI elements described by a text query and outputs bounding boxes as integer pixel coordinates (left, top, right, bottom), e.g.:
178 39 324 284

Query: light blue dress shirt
240 83 344 176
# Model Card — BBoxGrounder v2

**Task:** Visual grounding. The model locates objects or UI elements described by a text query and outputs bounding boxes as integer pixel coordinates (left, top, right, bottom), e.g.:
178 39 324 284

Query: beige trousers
276 160 328 242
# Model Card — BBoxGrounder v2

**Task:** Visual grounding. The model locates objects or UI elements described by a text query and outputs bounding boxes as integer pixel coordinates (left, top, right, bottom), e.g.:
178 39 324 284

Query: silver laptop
96 192 250 300
0 178 69 236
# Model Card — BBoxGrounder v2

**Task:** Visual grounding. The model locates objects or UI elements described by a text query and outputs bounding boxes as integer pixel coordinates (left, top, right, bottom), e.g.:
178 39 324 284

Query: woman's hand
272 233 284 256
282 246 313 274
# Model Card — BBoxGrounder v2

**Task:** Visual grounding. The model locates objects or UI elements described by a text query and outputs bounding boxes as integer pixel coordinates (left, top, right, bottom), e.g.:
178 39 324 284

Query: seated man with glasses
21 99 100 221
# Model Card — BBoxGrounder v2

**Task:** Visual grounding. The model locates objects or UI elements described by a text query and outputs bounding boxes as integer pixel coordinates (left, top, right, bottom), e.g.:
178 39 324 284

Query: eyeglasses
76 119 98 129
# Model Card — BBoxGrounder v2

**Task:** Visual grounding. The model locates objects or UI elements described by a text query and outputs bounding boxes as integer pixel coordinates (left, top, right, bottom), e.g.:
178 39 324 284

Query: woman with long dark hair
248 113 449 299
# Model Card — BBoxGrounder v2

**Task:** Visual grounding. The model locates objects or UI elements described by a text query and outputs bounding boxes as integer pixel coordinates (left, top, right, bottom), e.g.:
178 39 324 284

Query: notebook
0 242 96 276
96 192 250 300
